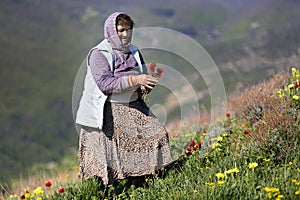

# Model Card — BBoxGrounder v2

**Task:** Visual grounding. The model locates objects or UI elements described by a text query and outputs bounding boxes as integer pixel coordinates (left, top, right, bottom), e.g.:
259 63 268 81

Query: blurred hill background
1 0 300 187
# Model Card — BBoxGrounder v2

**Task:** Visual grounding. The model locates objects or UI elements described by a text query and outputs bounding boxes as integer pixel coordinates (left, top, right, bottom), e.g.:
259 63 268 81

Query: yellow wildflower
292 67 297 74
33 187 44 196
263 158 271 162
267 192 272 199
217 137 223 142
194 189 199 193
212 143 220 149
276 194 284 200
130 194 134 198
248 162 258 169
206 182 215 189
264 187 279 193
288 83 294 89
295 189 300 195
215 172 225 179
292 179 297 183
293 95 299 100
25 193 30 198
37 197 42 200
225 168 239 174
218 180 225 185
277 90 284 98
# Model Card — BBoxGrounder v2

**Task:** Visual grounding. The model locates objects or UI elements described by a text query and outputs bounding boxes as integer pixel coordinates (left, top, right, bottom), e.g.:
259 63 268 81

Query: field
3 68 300 199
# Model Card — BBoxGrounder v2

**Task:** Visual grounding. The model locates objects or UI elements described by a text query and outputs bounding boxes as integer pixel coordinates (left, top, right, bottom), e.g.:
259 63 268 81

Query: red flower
156 67 164 78
149 62 156 74
226 113 231 118
189 140 195 147
244 130 250 135
206 147 211 152
20 194 25 200
58 187 65 193
195 142 201 149
45 181 52 187
149 62 156 69
171 135 179 138
186 147 192 151
296 81 300 87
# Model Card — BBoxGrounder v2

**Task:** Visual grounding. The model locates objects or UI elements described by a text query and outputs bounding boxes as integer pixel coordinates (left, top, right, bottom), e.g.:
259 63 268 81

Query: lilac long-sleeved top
89 49 145 95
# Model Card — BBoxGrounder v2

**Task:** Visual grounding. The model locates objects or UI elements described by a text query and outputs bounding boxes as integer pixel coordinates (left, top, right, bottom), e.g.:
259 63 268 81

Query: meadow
4 67 300 199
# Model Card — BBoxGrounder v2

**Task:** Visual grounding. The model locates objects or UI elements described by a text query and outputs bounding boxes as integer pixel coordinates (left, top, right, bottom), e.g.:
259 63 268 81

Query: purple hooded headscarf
104 12 132 53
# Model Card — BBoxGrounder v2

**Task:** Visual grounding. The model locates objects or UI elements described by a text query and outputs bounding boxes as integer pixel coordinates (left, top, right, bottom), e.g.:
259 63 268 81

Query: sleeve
89 49 131 95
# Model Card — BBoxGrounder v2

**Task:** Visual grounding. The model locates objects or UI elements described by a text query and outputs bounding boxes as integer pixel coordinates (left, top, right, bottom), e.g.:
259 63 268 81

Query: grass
3 67 300 199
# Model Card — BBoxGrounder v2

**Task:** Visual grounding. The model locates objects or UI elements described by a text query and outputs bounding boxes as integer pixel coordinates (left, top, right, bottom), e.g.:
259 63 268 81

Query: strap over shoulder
130 45 143 74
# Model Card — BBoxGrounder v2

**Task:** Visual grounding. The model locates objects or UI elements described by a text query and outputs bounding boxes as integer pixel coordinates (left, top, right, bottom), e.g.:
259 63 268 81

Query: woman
76 12 173 186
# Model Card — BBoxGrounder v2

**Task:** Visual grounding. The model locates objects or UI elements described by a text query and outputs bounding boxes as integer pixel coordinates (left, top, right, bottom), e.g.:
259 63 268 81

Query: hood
104 12 131 53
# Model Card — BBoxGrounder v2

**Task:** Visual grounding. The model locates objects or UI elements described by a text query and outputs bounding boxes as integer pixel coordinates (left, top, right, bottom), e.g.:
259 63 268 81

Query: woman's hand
131 74 158 89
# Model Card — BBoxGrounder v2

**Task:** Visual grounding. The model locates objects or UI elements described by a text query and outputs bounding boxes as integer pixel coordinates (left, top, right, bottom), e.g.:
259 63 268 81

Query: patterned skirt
78 99 173 186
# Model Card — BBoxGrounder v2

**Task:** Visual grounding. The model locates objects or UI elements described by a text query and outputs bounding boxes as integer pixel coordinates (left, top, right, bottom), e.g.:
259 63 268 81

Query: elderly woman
76 12 173 186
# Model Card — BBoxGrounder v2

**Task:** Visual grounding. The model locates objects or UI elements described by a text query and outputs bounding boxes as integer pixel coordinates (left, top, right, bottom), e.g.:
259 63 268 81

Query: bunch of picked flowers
142 62 164 103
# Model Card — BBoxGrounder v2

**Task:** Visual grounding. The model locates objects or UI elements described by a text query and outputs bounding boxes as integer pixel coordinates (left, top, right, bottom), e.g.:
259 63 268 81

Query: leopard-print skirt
78 99 173 186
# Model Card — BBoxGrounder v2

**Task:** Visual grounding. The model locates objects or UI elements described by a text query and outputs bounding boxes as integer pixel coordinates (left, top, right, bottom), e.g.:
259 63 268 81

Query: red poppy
20 194 25 200
195 142 201 148
156 67 164 78
149 62 156 68
149 62 156 70
58 187 65 193
186 147 192 151
148 62 156 75
45 181 52 187
244 130 250 135
189 140 195 147
296 81 300 87
226 113 231 118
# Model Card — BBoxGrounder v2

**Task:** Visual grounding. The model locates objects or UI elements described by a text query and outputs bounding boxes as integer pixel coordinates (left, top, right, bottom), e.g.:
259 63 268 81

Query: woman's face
117 24 132 46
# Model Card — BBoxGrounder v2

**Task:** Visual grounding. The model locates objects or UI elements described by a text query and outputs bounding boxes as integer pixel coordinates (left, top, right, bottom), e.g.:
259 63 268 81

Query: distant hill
1 0 300 186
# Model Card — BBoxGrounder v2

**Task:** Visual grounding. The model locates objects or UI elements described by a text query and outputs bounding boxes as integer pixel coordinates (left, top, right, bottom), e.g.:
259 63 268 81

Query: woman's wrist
128 75 133 87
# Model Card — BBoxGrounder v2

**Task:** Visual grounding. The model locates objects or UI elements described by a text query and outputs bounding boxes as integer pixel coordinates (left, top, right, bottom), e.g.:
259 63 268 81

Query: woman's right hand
131 74 158 89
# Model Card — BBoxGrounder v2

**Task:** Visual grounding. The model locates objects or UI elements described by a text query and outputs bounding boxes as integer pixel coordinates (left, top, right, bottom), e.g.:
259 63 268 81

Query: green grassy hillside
3 68 299 200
